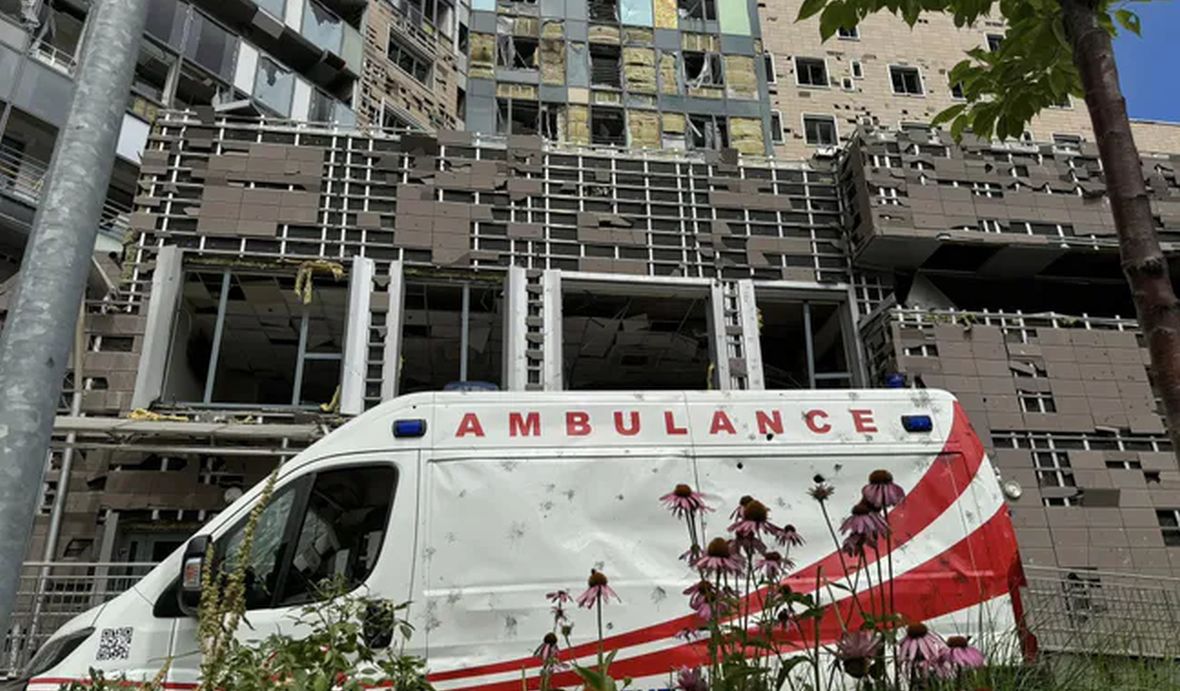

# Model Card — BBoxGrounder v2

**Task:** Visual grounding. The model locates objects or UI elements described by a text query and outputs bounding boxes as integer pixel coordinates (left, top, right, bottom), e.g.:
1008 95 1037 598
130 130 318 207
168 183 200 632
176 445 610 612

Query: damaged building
5 0 1180 673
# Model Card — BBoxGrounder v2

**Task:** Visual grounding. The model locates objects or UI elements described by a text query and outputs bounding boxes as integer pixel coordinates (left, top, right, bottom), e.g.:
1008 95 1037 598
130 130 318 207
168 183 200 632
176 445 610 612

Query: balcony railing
1 561 156 679
0 142 131 239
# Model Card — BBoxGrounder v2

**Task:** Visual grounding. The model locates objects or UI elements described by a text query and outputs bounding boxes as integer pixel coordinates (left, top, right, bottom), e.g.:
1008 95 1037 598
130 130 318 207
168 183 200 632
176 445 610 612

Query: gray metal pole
459 282 470 382
0 0 149 637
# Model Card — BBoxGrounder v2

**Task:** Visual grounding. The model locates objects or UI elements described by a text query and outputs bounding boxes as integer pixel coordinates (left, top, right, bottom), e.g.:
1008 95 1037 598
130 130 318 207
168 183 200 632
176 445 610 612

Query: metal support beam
459 282 470 382
201 271 232 404
736 280 765 390
0 0 149 637
380 260 405 400
339 256 373 414
502 265 529 391
803 301 816 389
707 281 732 390
131 246 183 410
540 270 563 390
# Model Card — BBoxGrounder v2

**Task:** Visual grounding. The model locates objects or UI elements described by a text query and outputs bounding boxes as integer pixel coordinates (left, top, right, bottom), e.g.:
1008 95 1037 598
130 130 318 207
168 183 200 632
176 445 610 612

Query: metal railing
31 38 77 75
0 142 131 238
1022 566 1180 658
1 562 155 679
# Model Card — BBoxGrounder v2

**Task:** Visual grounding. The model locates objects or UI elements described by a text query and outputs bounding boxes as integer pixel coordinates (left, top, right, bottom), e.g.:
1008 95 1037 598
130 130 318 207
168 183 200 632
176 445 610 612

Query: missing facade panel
590 44 622 88
498 34 539 69
688 113 728 150
589 0 619 21
591 106 626 146
684 51 723 87
677 0 716 20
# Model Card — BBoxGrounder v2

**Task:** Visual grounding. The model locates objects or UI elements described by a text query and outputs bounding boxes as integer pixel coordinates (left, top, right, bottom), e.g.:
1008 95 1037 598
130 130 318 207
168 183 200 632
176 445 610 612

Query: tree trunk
1061 0 1180 462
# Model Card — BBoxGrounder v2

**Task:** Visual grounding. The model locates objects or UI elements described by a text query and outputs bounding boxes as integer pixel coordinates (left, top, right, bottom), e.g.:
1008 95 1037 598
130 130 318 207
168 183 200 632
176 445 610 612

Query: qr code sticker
96 627 133 661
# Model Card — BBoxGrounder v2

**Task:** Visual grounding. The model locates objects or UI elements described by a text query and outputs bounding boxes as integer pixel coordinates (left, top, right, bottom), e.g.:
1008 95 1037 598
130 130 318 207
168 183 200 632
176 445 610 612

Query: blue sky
1113 1 1180 122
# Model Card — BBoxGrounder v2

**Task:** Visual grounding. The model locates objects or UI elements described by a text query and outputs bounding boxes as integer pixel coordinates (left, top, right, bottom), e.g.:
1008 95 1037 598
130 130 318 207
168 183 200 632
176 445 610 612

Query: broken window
589 0 618 21
762 52 776 83
688 113 728 149
757 297 854 389
388 32 432 83
400 281 504 393
769 111 784 143
684 51 723 86
590 44 622 87
162 271 346 407
850 60 863 78
1033 449 1073 486
890 65 923 95
1053 133 1083 153
496 98 557 136
837 25 858 39
591 107 626 145
986 33 1003 51
677 0 716 21
561 283 711 390
803 114 837 146
497 34 539 69
950 81 965 99
795 57 827 87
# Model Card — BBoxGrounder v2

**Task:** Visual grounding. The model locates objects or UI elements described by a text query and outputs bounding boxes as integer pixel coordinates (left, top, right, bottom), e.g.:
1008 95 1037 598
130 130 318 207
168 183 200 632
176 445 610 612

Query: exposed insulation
592 90 623 105
682 33 719 51
541 22 566 85
497 83 539 99
654 0 677 28
565 105 591 144
514 16 540 35
724 55 757 99
623 47 657 93
730 117 764 155
662 112 686 133
627 110 660 148
470 33 496 79
589 24 622 44
624 26 654 44
689 85 724 99
659 52 679 94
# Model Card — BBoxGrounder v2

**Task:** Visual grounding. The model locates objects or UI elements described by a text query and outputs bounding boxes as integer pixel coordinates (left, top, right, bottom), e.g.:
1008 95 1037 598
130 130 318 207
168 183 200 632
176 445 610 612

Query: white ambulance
13 389 1023 690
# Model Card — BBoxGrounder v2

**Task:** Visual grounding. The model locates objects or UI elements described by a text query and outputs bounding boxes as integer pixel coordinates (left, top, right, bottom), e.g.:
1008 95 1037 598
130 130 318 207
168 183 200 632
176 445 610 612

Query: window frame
794 56 830 88
215 462 399 612
769 110 784 143
837 25 859 39
802 113 838 147
763 52 776 84
889 65 924 96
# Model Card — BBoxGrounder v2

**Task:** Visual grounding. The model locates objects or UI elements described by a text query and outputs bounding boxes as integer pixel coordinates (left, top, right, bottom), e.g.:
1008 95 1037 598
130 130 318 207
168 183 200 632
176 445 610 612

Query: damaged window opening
803 114 837 146
795 57 828 87
561 285 711 390
589 0 618 21
590 44 622 87
769 111 784 143
1033 449 1073 487
591 107 626 146
758 298 853 389
762 53 776 83
162 271 346 408
890 65 923 95
400 281 504 393
684 51 723 86
388 32 431 84
497 98 555 136
678 0 716 21
688 113 728 150
497 34 538 69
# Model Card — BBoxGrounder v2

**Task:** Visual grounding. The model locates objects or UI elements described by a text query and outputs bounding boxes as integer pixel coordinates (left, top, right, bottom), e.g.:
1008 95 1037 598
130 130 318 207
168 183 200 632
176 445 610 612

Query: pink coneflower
730 495 754 520
899 622 947 672
729 498 773 537
942 635 986 671
755 551 793 580
777 523 804 547
694 537 743 575
546 589 572 604
551 603 568 623
660 484 713 518
842 532 868 557
840 500 889 541
576 569 621 608
836 630 883 679
682 580 714 609
674 667 708 691
808 477 835 502
534 632 560 663
862 469 906 509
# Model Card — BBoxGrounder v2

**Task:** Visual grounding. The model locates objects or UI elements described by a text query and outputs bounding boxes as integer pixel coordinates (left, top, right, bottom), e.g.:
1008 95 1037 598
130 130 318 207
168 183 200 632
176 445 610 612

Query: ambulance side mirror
177 535 211 617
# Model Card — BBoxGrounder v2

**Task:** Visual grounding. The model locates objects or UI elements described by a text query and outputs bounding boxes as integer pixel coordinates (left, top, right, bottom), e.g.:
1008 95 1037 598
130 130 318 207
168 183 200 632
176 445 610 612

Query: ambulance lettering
451 407 884 439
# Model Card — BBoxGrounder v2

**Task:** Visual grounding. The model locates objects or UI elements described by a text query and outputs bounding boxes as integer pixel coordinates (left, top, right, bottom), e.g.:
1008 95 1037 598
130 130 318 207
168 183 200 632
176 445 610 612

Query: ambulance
12 389 1023 690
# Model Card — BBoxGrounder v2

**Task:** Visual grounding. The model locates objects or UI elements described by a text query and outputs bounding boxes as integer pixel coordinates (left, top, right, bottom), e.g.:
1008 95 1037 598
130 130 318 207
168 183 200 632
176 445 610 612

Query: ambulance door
161 452 418 686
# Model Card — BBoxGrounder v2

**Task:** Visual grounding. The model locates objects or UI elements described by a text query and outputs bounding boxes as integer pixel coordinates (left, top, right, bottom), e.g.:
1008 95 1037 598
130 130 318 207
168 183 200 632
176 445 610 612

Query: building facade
4 0 1180 673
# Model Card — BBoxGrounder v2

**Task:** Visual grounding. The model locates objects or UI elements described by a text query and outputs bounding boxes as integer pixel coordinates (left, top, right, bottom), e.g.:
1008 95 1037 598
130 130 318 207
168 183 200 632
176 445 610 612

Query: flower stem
596 598 605 673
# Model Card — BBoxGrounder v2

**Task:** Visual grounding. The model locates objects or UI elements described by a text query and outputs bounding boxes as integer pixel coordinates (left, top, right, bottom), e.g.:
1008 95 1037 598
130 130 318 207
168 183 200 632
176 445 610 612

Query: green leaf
1115 8 1141 35
932 103 966 127
797 0 828 21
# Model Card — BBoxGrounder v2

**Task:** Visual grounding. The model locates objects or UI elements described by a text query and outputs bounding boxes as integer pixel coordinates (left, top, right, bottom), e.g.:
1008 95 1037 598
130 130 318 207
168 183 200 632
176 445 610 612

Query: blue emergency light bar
393 419 427 438
901 415 933 433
